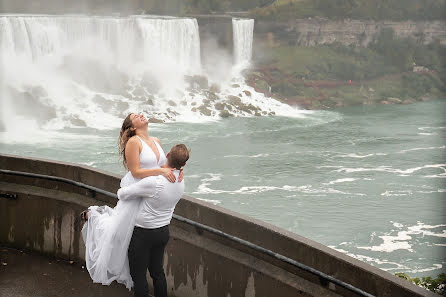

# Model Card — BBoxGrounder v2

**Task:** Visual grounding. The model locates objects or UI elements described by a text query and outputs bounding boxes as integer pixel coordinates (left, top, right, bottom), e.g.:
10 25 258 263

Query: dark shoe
80 210 89 221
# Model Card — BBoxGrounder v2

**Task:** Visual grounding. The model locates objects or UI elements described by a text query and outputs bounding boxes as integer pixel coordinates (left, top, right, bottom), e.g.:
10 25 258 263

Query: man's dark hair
168 144 190 170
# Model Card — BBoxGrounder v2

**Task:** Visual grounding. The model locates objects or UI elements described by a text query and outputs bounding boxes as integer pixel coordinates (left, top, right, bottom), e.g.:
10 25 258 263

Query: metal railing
0 168 375 297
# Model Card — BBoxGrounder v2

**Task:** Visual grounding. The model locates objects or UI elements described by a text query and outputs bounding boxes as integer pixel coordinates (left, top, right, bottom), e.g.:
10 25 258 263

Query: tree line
2 0 444 20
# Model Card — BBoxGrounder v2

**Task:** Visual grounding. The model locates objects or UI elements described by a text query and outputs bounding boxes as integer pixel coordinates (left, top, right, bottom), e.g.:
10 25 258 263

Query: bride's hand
161 168 176 183
178 169 184 182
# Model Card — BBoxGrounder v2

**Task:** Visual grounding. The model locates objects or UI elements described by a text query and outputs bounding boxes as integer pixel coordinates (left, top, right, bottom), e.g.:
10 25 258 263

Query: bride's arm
125 137 176 182
118 176 158 200
153 137 185 183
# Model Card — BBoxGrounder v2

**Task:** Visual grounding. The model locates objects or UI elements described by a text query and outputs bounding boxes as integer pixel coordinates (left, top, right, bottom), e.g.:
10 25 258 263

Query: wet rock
253 79 270 92
402 98 415 104
180 101 188 106
191 102 197 106
268 111 276 116
243 90 252 97
191 107 197 112
335 100 344 107
148 117 164 123
262 111 267 115
167 108 179 116
214 102 225 111
8 88 57 125
203 99 211 104
132 96 146 102
231 84 240 88
132 87 147 98
116 101 129 112
419 96 431 102
381 101 390 104
255 112 261 116
168 100 177 107
69 116 87 127
219 110 232 118
209 83 220 93
198 104 212 116
241 104 260 114
387 97 402 104
93 95 129 113
203 91 218 101
185 75 208 90
146 95 155 105
227 95 242 105
92 95 113 112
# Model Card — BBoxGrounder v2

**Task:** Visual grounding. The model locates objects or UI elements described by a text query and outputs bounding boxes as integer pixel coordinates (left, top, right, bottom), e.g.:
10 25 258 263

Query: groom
118 144 189 297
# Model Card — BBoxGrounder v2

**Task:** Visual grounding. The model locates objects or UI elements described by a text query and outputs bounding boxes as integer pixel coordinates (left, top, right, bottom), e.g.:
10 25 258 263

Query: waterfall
0 15 299 134
0 16 201 73
232 18 254 67
0 15 201 129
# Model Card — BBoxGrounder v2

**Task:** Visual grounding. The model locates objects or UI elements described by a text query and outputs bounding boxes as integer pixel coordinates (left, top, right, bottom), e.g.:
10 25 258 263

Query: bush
250 0 446 21
395 273 446 296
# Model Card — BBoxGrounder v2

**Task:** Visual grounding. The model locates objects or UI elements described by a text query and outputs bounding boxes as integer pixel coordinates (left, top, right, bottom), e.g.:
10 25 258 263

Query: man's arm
117 176 159 201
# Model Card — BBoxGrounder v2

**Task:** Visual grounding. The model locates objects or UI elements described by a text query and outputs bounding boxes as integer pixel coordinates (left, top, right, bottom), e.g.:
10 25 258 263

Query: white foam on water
392 222 404 228
418 132 436 136
194 197 221 205
381 190 413 197
223 153 270 158
0 126 100 144
338 153 387 158
193 176 366 196
406 264 443 274
357 222 446 253
323 178 358 185
417 189 446 193
358 234 414 253
329 247 409 271
418 126 446 131
334 164 446 175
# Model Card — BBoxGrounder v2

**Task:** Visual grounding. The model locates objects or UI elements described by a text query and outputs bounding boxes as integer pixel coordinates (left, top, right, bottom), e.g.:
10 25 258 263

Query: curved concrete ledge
0 154 435 297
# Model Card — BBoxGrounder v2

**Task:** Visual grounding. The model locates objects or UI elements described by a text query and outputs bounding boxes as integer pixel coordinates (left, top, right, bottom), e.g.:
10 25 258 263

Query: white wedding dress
81 136 167 290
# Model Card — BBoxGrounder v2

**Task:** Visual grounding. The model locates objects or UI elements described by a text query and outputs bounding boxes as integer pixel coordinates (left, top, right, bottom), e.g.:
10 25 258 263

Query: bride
81 113 183 289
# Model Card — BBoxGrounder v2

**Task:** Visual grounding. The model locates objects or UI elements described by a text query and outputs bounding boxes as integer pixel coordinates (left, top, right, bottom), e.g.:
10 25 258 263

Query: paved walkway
0 247 132 297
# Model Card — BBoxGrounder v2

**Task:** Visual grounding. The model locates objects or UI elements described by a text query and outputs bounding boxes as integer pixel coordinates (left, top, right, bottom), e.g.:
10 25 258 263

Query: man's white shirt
117 170 184 229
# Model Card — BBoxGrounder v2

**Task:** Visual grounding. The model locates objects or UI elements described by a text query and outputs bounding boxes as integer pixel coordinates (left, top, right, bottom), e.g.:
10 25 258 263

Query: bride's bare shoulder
152 137 161 145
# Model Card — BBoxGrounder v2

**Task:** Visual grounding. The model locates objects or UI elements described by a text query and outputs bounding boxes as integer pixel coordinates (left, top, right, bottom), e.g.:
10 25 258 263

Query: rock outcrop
254 19 446 47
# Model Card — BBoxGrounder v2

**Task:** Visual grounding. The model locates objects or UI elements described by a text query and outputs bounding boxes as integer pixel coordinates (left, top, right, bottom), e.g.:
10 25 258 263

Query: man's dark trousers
128 225 169 297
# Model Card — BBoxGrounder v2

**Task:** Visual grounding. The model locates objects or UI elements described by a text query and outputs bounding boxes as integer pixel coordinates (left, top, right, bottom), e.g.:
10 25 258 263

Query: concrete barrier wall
0 154 435 297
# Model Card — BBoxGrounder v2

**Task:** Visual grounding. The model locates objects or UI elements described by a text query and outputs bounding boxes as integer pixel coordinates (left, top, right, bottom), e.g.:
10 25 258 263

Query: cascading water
232 18 254 67
0 15 302 134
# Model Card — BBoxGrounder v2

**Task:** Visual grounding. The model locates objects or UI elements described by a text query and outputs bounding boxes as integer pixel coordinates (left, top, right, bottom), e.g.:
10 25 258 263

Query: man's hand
160 168 176 183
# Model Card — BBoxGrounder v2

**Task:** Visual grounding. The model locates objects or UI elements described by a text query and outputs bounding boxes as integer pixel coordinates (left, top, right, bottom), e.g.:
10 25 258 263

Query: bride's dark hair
119 113 136 169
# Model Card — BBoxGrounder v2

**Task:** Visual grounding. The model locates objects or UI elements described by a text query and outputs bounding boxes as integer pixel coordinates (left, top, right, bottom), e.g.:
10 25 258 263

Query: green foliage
260 29 445 105
395 273 446 295
250 0 446 21
267 30 446 82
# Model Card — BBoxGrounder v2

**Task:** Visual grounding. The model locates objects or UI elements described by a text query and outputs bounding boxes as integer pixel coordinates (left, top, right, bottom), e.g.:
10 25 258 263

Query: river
1 99 445 278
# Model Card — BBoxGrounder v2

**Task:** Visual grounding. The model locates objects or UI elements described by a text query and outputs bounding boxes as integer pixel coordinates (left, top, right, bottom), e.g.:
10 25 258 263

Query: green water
1 100 445 277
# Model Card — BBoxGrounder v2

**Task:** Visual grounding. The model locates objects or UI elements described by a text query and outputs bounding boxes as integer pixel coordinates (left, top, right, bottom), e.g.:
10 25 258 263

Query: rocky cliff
254 18 446 47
